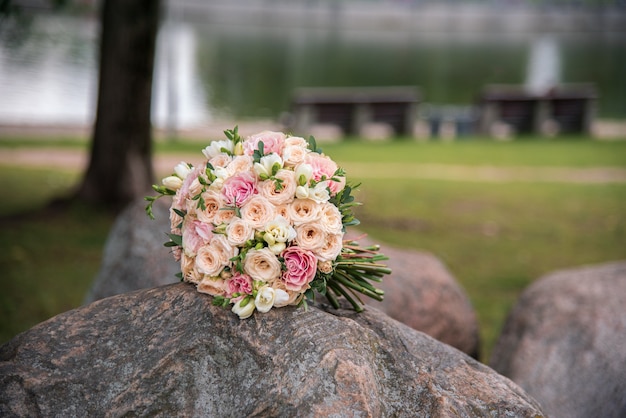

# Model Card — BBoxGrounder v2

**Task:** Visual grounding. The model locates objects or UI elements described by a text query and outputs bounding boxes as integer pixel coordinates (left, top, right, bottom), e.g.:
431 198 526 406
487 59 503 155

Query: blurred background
1 0 625 360
1 0 625 137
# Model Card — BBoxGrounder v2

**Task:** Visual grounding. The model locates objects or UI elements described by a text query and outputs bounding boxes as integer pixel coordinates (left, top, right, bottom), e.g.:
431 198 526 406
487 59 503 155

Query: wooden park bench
478 84 597 137
288 86 420 137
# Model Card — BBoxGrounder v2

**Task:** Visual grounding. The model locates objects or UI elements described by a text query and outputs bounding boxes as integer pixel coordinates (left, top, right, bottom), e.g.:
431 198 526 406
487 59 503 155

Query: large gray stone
87 198 480 357
490 261 626 418
364 242 479 358
2 283 543 417
84 198 179 303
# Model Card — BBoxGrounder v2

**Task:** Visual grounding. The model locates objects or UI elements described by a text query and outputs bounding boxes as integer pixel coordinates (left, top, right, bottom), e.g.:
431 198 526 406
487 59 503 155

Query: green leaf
167 233 183 246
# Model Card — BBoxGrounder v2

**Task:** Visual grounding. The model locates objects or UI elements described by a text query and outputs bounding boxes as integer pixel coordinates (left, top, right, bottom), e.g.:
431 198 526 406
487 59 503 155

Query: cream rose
241 195 276 229
317 232 343 262
295 223 326 252
289 199 321 225
197 276 228 297
258 169 297 206
195 190 224 224
226 218 255 247
213 207 236 224
226 155 254 176
319 202 343 234
209 153 233 168
284 135 308 148
195 245 225 277
243 248 282 282
274 204 291 222
181 254 201 284
282 145 308 167
195 235 238 277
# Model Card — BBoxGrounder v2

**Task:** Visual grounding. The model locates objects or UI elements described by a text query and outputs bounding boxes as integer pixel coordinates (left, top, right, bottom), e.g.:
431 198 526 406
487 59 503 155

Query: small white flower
295 163 313 186
162 176 183 190
273 288 290 307
255 285 276 313
309 181 331 203
234 141 244 156
295 185 309 199
174 162 192 179
254 153 283 178
203 139 234 159
213 166 229 180
232 298 256 319
263 216 297 254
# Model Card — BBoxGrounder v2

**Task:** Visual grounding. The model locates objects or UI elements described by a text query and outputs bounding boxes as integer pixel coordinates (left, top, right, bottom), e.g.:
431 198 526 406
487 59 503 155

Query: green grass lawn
1 136 625 362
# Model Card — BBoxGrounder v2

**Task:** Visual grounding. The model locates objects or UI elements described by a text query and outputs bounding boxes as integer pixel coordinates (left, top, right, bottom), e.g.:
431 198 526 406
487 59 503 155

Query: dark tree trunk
76 0 161 210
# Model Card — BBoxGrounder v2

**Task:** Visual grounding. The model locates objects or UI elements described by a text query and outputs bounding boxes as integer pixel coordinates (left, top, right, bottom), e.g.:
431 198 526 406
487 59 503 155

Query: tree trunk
76 0 161 210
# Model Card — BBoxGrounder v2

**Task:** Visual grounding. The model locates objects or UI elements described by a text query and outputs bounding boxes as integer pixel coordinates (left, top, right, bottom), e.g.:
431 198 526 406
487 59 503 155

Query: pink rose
221 170 257 207
182 219 214 256
306 153 346 195
226 273 253 299
281 246 317 292
243 131 286 156
175 166 202 207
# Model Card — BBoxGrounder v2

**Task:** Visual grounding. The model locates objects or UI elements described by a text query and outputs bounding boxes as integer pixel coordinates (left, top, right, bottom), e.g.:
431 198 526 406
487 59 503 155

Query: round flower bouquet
146 127 390 319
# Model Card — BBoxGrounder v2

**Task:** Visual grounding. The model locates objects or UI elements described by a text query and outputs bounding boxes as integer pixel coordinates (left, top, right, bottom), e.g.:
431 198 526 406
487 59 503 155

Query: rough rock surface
84 198 179 303
1 283 543 417
490 261 626 418
363 241 479 358
87 198 480 357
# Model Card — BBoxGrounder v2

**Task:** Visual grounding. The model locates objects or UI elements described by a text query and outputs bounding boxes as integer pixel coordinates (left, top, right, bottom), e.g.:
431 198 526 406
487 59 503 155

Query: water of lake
0 10 624 131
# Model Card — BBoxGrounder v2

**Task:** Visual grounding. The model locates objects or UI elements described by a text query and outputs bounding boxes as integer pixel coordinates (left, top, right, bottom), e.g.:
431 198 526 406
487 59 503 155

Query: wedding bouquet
146 127 390 318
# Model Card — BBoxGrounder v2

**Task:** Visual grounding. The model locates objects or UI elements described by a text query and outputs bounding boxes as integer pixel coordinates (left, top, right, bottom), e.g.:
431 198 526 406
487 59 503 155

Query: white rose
255 285 276 313
162 176 183 190
243 248 282 282
263 215 297 254
288 198 321 225
254 153 283 178
241 195 276 229
232 297 256 319
226 218 255 247
203 139 234 159
174 161 192 179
